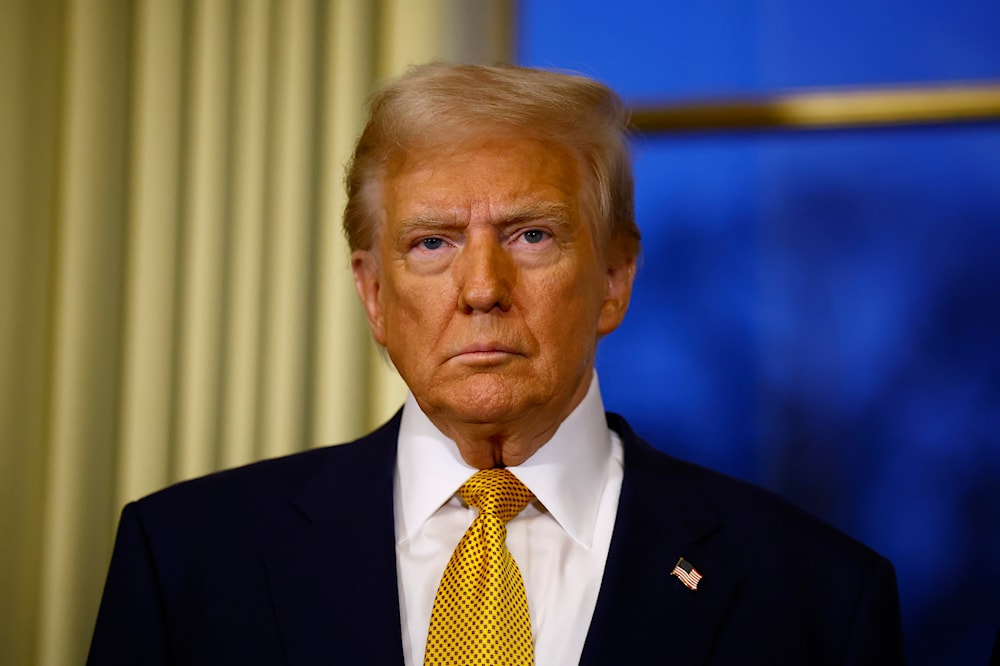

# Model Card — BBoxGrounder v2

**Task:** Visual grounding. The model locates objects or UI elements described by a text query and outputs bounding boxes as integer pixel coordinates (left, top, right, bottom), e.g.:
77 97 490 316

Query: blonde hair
343 63 640 262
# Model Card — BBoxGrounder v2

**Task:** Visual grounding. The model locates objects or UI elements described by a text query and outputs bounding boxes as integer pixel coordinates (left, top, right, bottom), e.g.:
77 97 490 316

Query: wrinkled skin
352 135 635 468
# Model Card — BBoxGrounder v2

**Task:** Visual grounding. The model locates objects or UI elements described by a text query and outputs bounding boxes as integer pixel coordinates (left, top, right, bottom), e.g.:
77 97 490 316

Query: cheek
382 279 450 346
528 274 605 350
557 265 607 322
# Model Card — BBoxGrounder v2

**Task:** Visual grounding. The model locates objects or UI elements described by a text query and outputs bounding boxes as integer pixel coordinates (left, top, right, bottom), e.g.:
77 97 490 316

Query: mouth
451 342 523 365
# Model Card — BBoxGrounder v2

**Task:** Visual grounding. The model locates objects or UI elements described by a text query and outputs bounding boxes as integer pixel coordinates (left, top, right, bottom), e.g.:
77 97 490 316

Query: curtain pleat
258 0 318 460
311 0 379 446
0 3 65 665
0 1 512 663
36 2 133 663
175 0 232 481
117 0 186 524
221 0 272 468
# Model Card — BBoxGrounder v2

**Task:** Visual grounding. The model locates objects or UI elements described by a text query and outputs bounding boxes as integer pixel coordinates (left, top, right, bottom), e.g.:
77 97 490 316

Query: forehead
382 135 584 222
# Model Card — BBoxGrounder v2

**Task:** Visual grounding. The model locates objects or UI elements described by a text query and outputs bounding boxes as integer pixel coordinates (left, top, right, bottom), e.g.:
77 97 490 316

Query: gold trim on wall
629 80 1000 133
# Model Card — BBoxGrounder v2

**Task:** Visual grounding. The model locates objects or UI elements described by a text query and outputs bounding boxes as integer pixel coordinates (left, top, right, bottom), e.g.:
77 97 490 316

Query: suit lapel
580 415 742 666
264 415 405 665
259 411 740 664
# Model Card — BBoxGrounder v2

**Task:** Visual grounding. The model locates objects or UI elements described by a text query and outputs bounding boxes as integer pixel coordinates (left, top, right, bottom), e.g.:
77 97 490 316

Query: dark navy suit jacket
88 412 905 664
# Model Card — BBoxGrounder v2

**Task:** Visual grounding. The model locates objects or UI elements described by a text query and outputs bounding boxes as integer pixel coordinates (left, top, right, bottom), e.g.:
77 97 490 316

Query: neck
433 419 563 469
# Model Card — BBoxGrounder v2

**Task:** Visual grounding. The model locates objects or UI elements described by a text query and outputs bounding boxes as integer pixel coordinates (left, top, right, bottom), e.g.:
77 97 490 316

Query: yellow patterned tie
424 468 535 665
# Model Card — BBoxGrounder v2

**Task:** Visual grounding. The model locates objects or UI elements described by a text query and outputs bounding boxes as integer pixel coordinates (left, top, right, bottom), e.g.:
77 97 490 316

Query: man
89 64 905 665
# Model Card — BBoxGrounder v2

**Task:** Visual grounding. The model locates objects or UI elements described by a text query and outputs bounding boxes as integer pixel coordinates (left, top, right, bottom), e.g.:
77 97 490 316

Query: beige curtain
0 1 512 664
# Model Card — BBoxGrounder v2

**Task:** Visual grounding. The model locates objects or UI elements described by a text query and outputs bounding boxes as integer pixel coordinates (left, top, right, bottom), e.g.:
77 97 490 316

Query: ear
596 254 636 336
351 249 387 346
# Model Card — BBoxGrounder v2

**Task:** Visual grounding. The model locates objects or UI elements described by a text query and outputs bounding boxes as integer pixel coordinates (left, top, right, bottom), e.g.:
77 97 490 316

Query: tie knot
458 468 534 524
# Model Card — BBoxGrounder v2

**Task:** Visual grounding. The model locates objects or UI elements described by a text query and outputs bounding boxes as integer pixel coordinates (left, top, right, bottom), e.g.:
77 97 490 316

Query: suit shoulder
609 412 885 566
131 414 399 527
679 457 879 562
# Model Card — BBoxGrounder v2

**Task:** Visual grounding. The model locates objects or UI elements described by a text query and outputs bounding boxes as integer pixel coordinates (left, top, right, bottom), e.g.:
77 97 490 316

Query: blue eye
420 237 444 250
522 230 546 244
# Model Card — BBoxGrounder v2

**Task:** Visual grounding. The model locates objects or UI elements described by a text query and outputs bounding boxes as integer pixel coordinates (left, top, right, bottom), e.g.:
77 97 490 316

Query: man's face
352 135 634 452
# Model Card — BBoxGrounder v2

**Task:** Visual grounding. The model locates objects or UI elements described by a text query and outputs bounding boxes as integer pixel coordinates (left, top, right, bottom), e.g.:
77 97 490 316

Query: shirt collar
394 372 612 549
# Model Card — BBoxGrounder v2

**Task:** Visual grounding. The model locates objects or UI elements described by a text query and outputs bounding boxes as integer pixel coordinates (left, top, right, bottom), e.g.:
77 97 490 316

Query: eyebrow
395 201 573 237
496 202 572 228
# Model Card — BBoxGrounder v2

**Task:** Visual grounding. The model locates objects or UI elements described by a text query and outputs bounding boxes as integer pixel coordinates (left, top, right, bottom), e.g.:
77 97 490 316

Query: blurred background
1 0 997 664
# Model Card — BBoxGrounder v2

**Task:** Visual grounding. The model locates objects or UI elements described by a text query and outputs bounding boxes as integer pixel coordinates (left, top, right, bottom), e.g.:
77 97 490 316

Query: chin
434 374 541 425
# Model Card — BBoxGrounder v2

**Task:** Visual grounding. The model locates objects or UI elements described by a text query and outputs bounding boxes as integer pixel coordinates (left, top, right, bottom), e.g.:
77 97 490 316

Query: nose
455 235 514 313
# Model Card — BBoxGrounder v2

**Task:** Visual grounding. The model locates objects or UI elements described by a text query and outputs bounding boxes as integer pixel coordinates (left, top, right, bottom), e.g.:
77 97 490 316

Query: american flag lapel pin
671 557 703 591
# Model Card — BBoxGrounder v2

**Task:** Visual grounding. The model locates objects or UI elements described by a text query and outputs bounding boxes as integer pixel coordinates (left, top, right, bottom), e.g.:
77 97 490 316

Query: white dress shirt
394 373 624 665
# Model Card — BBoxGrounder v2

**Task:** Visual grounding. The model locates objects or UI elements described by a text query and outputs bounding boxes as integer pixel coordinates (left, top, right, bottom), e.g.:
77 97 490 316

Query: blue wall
519 2 1000 663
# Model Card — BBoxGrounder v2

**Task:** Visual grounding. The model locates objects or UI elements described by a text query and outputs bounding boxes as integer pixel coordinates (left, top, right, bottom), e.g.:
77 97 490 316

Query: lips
447 340 528 365
457 341 520 355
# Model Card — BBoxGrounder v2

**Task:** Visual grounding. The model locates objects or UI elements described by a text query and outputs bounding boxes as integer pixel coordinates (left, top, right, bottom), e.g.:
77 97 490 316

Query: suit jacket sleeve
88 503 169 665
843 555 905 665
